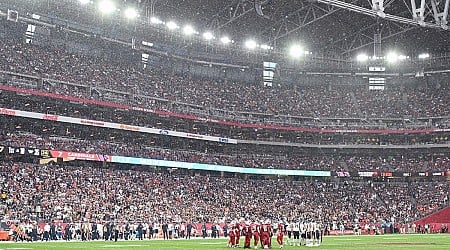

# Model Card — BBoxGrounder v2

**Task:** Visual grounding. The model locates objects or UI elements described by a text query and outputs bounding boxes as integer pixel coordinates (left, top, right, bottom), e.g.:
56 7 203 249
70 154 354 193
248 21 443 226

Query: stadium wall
414 206 450 232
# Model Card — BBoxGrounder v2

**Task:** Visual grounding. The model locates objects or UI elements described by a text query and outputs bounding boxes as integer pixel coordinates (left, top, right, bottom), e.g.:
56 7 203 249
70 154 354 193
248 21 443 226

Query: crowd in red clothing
0 162 448 228
0 29 449 247
1 89 449 146
1 39 449 130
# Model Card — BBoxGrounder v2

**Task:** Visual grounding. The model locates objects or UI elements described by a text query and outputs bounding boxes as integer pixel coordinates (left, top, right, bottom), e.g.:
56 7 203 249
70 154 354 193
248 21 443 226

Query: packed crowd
1 127 450 172
1 10 450 247
1 90 449 146
0 162 448 230
1 39 450 127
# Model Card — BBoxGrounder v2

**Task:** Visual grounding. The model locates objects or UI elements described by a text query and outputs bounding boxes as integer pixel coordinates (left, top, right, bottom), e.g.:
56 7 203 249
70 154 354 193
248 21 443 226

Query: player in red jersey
276 223 285 248
234 223 241 248
243 224 252 249
253 223 260 249
260 223 271 249
228 224 236 248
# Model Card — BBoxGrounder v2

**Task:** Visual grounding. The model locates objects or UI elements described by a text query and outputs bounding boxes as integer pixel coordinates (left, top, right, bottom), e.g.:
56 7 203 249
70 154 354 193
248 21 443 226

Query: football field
0 234 449 250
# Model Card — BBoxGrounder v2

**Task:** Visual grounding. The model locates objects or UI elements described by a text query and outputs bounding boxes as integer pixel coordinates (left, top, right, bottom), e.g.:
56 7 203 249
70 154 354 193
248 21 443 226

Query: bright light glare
124 8 138 19
386 52 398 63
356 54 369 62
183 25 195 35
203 32 214 40
98 0 116 14
220 36 231 44
289 45 303 58
79 0 90 4
166 21 179 30
150 17 163 24
260 44 272 50
245 40 257 49
418 53 430 59
398 55 408 60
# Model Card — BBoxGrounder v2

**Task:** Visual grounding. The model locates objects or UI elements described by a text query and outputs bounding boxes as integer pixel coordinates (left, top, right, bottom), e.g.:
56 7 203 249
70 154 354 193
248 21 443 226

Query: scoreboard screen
368 65 385 90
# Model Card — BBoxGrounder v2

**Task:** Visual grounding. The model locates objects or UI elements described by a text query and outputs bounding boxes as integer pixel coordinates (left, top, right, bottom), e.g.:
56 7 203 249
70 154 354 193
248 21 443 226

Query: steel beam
208 0 255 31
317 0 448 30
257 2 309 38
324 21 416 55
258 0 368 46
372 0 385 12
430 0 449 28
322 0 448 54
411 0 426 23
266 3 342 44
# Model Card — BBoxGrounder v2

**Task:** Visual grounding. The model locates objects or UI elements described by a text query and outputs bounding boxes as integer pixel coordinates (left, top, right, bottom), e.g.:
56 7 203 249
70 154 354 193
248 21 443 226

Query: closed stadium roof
1 0 449 56
134 0 449 55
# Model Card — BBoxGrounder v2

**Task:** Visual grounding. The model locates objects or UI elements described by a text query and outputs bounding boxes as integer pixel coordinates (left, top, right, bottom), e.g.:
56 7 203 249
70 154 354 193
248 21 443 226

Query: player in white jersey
312 222 321 246
305 222 314 246
300 222 306 246
292 222 300 246
285 223 292 246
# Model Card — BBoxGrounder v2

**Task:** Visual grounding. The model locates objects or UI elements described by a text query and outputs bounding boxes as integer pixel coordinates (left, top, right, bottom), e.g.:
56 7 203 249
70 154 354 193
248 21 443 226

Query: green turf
0 234 449 250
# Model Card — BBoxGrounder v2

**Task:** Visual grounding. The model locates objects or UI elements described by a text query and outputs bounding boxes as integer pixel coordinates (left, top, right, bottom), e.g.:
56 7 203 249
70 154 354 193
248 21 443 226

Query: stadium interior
0 0 449 244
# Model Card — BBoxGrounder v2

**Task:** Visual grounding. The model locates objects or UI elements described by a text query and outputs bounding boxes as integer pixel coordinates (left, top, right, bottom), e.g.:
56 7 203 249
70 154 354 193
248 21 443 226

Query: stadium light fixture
260 44 272 50
150 17 163 24
98 0 116 14
398 55 408 61
356 54 369 62
203 32 214 40
124 8 138 19
289 45 303 58
166 21 179 30
220 36 231 44
183 25 195 35
245 40 257 50
79 0 90 4
418 53 430 59
386 52 398 63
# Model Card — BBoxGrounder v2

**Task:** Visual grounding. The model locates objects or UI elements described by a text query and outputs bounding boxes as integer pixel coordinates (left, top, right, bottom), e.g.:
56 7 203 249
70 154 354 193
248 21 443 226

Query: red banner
50 150 111 162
